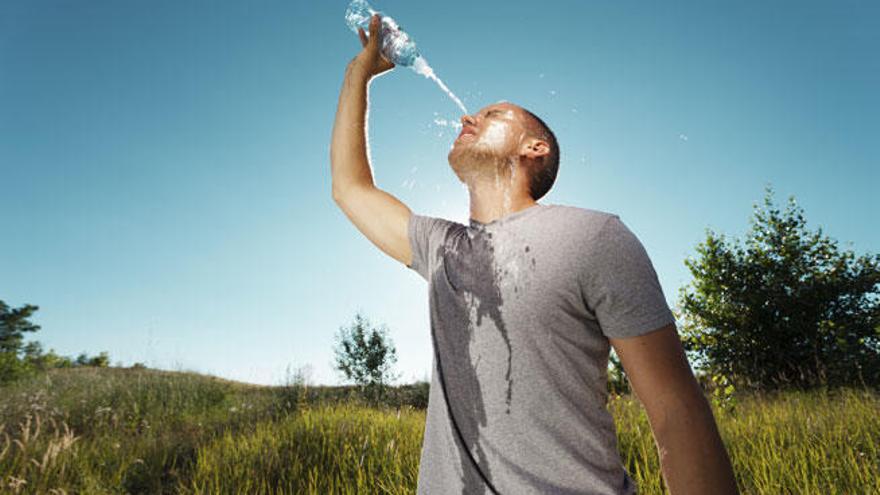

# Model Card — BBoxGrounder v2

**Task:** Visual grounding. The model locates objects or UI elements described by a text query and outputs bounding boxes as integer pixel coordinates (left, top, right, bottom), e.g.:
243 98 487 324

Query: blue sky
1 0 877 386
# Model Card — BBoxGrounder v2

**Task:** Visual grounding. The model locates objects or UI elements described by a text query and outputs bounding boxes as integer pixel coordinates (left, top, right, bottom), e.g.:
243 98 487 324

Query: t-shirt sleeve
407 212 453 281
580 215 677 339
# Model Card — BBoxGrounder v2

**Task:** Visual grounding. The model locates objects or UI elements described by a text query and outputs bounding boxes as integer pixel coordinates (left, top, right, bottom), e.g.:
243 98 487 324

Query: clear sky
1 0 877 386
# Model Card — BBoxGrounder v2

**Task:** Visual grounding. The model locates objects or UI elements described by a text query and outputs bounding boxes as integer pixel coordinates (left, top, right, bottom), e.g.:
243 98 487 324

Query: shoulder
412 213 465 231
540 204 635 268
409 213 466 244
543 203 619 235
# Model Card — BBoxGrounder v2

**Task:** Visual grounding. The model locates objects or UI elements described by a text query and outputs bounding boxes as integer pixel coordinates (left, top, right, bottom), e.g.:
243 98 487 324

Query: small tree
677 184 880 392
73 351 111 367
332 311 400 406
279 363 314 413
21 341 73 370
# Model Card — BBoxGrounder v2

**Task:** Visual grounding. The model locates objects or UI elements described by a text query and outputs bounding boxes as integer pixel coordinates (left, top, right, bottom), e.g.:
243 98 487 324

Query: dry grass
0 367 876 494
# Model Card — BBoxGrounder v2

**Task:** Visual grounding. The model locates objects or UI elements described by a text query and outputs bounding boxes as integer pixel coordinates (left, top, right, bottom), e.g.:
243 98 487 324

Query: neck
466 173 537 224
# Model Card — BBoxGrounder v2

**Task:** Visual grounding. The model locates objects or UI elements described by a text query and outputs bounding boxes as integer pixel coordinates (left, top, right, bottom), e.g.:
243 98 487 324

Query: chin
447 155 463 178
447 152 472 181
448 144 466 167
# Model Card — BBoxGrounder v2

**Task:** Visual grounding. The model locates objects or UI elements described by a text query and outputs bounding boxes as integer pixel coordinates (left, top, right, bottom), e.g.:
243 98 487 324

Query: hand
348 14 396 79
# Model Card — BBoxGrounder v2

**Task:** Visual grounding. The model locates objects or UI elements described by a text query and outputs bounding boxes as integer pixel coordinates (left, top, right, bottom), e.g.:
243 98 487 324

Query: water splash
433 116 463 130
413 56 469 115
431 114 463 140
480 120 507 147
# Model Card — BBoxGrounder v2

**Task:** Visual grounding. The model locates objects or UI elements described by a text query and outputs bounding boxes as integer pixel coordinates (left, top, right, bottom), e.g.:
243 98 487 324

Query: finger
368 14 380 46
358 27 367 47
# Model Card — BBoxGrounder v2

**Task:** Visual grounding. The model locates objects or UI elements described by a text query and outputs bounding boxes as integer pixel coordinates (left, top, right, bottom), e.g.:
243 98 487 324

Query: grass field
0 367 877 494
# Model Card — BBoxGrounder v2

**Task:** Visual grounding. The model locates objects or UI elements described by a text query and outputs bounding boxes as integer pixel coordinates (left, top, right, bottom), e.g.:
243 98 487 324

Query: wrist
346 61 372 82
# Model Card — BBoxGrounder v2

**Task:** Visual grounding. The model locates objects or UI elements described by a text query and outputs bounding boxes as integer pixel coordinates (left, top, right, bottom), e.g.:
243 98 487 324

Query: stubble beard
449 140 516 187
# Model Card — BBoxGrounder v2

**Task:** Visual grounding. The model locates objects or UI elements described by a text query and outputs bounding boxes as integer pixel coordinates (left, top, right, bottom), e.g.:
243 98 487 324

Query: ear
520 138 550 160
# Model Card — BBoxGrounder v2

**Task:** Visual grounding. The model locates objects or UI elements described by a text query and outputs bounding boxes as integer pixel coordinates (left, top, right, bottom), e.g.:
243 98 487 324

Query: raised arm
330 14 413 267
330 13 392 195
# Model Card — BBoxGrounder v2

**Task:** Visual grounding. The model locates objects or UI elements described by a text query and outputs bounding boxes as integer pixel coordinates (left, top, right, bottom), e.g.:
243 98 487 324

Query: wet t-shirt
406 203 676 495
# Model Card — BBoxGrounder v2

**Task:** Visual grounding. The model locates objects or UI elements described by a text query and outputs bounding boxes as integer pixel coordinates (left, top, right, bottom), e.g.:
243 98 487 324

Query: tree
21 340 74 370
74 350 110 367
0 300 42 384
0 300 41 353
676 184 880 392
332 311 400 405
0 299 112 385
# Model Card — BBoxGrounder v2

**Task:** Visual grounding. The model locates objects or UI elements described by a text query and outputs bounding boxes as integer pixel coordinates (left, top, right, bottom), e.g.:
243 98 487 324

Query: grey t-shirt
406 202 676 495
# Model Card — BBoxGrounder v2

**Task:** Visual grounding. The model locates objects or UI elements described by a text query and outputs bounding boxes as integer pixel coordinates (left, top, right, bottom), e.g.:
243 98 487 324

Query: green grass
0 367 877 494
608 387 880 494
184 402 423 495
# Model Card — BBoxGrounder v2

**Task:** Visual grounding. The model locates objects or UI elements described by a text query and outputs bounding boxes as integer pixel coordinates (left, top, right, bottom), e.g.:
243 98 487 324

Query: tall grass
0 367 876 494
183 402 423 494
610 386 880 494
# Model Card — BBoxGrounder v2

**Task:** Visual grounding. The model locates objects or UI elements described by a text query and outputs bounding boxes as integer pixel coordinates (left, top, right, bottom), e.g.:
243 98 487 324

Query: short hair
521 108 560 201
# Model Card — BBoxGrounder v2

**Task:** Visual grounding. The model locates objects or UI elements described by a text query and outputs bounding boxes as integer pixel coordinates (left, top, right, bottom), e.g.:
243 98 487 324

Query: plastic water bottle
344 0 422 70
344 0 469 114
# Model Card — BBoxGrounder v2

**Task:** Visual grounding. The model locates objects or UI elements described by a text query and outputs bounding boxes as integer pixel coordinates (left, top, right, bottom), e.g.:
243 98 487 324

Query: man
331 14 738 495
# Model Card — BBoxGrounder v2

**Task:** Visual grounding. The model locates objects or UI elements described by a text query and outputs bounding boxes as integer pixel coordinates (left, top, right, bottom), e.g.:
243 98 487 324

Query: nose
460 114 477 127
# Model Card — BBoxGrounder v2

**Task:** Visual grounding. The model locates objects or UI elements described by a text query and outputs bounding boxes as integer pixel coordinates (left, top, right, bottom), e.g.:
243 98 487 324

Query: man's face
447 102 533 180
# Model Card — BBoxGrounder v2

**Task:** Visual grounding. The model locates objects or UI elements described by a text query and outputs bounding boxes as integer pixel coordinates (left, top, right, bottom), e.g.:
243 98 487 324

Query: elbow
648 385 713 436
652 393 715 442
332 182 351 203
332 181 373 203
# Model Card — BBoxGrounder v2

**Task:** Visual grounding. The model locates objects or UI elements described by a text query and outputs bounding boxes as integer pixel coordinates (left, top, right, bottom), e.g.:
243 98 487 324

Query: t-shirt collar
469 203 546 229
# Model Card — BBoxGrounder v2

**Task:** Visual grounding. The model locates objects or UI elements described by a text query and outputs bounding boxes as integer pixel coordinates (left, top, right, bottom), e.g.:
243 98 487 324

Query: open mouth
457 126 478 141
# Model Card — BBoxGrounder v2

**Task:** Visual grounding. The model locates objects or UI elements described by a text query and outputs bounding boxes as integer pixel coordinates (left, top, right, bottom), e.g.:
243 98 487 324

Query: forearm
653 396 739 495
330 64 376 196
